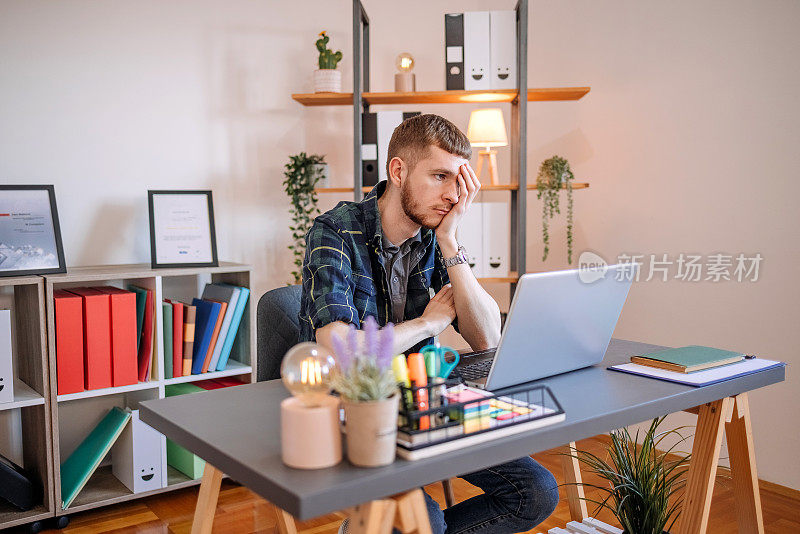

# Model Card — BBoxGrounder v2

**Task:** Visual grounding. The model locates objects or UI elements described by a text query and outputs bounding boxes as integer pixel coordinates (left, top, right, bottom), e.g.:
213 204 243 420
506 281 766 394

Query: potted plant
330 317 399 467
314 31 343 93
536 155 575 263
283 153 326 284
563 418 691 534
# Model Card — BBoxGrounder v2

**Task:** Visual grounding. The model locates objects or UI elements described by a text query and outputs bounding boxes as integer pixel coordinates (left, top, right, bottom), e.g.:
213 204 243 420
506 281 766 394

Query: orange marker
407 352 429 429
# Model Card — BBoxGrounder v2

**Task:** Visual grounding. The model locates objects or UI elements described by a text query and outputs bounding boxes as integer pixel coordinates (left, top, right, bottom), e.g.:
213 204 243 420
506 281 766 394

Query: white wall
1 0 798 488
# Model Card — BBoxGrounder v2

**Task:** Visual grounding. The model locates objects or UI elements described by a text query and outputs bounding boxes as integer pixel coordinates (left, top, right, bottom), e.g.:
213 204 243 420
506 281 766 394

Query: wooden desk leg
191 463 224 534
276 508 298 534
678 397 734 534
725 393 765 533
560 442 588 521
348 498 397 534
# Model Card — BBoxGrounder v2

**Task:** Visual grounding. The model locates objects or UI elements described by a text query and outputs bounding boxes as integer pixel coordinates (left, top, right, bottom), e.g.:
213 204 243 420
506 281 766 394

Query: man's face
399 146 467 229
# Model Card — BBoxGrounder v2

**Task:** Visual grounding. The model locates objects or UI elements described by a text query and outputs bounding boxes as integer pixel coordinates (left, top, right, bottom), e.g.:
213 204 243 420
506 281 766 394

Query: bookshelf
295 0 590 296
0 276 54 532
40 262 255 523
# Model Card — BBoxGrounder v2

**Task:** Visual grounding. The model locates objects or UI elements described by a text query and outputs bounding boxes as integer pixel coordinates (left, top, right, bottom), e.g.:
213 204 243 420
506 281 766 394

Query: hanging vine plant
283 152 326 284
536 155 575 263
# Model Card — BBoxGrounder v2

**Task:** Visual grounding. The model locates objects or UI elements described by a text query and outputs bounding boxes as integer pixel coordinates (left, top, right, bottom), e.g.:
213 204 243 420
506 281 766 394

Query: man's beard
400 181 438 229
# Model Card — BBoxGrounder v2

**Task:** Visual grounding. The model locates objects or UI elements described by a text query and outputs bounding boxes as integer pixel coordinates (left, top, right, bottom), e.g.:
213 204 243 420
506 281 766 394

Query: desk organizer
396 381 565 460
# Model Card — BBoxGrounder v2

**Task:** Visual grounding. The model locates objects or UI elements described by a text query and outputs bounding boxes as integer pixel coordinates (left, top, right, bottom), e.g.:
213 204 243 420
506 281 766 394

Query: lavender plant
330 317 398 402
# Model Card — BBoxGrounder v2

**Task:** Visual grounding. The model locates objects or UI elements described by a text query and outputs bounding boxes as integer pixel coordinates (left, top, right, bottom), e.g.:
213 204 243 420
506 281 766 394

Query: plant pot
313 69 342 93
342 393 399 467
312 163 330 187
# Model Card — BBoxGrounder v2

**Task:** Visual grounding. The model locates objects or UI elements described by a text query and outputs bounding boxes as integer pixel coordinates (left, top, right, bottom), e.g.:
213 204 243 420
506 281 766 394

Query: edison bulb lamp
394 52 416 92
280 342 342 469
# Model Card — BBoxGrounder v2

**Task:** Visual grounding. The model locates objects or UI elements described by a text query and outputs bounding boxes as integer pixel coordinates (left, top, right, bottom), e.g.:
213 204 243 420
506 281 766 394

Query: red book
166 300 184 377
195 378 245 390
96 287 138 387
201 301 227 373
137 288 154 382
66 287 112 390
54 289 84 395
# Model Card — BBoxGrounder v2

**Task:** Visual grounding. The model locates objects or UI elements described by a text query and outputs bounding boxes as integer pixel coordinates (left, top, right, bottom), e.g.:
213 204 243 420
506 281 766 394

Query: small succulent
330 317 397 402
316 31 343 70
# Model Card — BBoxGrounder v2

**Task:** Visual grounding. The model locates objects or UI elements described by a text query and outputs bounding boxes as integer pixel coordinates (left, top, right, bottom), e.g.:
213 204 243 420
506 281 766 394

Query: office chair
256 285 456 508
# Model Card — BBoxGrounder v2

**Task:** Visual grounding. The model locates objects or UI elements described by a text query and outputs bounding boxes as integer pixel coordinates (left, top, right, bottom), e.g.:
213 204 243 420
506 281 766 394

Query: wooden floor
40 436 800 534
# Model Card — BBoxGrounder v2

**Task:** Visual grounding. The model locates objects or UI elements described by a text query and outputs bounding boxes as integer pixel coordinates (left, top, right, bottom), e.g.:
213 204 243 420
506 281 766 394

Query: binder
96 287 138 387
489 10 517 89
54 289 84 395
200 301 227 373
464 11 491 91
190 299 221 375
215 286 249 371
361 112 379 187
112 409 163 494
444 13 465 90
0 310 13 403
201 284 240 372
136 288 154 382
168 300 184 378
457 196 485 278
182 304 197 376
377 111 404 183
482 201 510 277
165 383 206 479
129 286 147 352
162 302 173 379
66 287 112 390
60 407 131 509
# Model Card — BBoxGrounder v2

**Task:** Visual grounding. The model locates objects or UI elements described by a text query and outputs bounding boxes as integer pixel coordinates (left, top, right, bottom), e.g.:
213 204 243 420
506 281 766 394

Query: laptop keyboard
455 358 494 381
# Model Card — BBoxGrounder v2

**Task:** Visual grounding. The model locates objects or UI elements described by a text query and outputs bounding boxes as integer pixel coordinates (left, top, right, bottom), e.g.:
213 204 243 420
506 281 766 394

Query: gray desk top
139 338 784 520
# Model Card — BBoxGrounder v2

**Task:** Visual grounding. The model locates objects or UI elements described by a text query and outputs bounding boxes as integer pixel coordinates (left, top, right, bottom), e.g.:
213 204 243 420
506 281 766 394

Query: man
299 114 558 533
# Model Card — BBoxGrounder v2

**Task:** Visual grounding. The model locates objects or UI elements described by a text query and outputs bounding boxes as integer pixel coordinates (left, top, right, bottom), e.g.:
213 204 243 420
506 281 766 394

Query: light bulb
280 342 336 407
395 53 415 73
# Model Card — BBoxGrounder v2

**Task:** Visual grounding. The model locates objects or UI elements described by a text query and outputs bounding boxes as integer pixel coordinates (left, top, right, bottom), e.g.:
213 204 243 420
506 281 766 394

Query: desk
139 338 784 534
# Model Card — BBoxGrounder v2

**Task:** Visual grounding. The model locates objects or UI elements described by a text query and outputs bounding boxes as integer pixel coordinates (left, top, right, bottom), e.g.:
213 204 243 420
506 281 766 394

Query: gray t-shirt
379 230 424 323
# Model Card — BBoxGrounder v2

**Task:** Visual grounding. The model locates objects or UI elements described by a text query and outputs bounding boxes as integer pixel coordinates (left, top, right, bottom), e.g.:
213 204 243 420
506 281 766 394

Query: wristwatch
443 245 469 268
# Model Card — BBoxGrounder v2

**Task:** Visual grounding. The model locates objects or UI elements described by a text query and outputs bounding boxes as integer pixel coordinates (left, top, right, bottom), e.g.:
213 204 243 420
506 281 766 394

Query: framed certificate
148 190 218 269
0 185 67 277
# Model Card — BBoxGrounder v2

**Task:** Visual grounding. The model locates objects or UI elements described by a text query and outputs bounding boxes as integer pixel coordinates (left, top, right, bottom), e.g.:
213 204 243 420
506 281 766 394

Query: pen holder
281 395 342 469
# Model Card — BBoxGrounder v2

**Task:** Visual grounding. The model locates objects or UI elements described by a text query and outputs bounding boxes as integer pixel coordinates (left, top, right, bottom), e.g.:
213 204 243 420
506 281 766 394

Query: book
129 286 147 352
136 288 154 382
53 290 85 395
162 302 173 379
60 407 131 509
215 285 249 371
66 287 112 390
168 300 184 378
200 301 226 373
182 304 196 376
96 287 138 387
201 284 240 372
630 345 746 373
164 383 206 478
609 357 784 387
190 299 221 375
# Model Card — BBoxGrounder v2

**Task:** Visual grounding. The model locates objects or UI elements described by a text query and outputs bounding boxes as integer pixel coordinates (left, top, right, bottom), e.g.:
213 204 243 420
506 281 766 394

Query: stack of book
629 345 748 373
162 283 249 378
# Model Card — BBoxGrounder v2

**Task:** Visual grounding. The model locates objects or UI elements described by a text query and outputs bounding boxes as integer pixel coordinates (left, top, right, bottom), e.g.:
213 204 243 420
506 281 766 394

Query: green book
631 345 746 373
60 407 131 509
165 383 206 479
163 302 173 379
129 286 148 352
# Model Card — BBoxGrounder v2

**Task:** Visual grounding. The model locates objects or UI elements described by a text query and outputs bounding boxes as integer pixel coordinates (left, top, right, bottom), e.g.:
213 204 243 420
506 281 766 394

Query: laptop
454 264 636 390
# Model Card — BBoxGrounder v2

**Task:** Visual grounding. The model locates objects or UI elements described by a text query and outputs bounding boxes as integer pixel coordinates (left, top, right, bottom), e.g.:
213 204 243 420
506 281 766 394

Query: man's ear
388 156 406 188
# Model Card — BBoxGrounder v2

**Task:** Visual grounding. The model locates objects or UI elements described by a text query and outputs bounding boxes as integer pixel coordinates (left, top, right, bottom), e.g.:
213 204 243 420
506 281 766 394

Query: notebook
609 357 784 387
630 345 745 373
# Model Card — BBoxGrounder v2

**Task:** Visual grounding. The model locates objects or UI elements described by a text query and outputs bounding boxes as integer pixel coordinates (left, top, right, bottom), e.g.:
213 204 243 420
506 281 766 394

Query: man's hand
436 163 481 257
421 284 456 337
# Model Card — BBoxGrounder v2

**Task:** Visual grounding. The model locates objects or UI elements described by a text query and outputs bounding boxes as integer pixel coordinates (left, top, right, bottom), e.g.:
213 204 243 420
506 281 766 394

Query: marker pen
407 352 429 430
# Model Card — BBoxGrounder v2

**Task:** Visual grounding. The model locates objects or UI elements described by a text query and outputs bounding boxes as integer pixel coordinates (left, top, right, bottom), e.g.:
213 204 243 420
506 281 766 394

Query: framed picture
0 185 67 278
148 190 218 269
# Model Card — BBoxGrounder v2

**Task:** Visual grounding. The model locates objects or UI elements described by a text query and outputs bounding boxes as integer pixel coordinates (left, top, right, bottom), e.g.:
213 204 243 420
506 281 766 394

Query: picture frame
0 185 67 278
147 190 218 269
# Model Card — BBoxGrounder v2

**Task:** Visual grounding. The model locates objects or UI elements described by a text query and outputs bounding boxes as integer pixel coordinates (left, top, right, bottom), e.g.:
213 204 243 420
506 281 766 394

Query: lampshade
467 108 508 148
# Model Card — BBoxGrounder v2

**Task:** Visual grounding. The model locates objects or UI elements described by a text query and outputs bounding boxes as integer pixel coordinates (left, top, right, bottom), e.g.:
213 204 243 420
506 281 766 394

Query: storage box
112 409 163 493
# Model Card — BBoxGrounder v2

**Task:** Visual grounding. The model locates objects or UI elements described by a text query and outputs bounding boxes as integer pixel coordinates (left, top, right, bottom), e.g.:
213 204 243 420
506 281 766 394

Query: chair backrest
256 285 302 381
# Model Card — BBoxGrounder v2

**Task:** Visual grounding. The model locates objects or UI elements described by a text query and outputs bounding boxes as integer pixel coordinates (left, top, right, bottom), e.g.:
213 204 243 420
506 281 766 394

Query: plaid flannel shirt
299 181 452 351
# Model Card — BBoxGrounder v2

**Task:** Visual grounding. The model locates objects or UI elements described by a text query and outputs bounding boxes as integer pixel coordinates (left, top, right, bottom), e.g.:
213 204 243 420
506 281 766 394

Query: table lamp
395 52 416 92
467 108 508 185
280 342 342 469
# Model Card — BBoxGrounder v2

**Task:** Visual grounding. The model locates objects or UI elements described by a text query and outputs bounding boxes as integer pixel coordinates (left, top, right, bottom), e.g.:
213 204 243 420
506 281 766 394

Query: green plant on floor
283 152 325 284
563 417 691 534
536 155 575 263
316 31 343 69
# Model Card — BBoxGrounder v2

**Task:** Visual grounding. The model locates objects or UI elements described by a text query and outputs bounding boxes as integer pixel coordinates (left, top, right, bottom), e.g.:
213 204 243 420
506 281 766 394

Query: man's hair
385 114 472 180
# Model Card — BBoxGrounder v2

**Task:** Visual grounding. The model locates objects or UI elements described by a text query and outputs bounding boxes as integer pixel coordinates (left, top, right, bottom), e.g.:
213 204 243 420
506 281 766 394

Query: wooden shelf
57 381 159 403
292 87 590 106
0 503 51 531
316 183 589 193
0 379 46 411
162 360 252 386
477 272 519 284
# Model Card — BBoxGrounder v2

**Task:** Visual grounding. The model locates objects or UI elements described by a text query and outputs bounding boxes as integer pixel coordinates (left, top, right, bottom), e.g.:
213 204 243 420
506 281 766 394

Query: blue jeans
423 456 559 534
